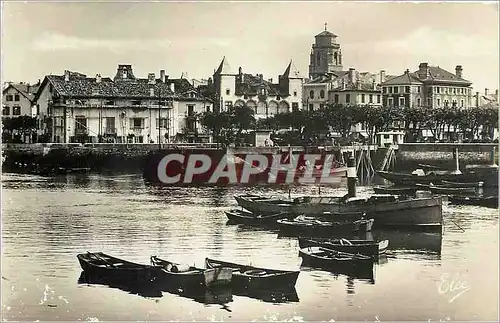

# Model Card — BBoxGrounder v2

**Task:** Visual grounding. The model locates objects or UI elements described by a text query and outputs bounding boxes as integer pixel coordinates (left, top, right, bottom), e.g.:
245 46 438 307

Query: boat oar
448 219 465 232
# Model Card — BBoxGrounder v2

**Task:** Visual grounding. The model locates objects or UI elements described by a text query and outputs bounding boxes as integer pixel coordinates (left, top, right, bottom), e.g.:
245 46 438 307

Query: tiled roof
2 83 41 103
37 70 210 101
236 73 281 96
381 72 423 85
282 60 303 79
332 81 380 92
308 71 349 84
421 66 471 84
215 56 234 75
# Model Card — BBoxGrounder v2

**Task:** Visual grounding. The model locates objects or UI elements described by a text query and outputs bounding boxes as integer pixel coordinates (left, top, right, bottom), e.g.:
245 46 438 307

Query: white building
33 65 213 143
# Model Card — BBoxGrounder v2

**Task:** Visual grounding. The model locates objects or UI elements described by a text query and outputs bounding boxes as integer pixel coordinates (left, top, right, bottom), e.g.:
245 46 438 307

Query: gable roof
3 83 40 103
381 72 423 85
215 56 234 75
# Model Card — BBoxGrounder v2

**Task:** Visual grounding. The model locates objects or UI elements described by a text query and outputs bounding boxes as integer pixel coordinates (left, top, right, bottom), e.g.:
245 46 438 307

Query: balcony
131 127 143 136
104 127 117 135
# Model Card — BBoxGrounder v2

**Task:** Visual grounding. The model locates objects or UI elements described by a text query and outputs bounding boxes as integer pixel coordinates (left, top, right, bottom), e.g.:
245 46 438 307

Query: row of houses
3 26 499 144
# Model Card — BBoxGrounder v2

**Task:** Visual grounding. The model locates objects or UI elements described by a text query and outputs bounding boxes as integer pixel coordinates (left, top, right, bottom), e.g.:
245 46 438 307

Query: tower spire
324 22 327 31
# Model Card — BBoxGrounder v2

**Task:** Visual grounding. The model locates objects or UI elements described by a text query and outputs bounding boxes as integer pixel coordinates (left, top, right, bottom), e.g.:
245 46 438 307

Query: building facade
381 63 473 109
33 65 213 144
2 82 40 118
206 57 304 118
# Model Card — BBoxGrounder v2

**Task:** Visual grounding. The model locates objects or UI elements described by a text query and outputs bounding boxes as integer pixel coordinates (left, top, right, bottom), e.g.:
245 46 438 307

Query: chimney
405 69 410 74
259 74 263 81
341 78 346 90
455 65 463 78
208 77 213 85
149 88 155 97
380 70 386 84
268 78 273 83
148 73 156 85
64 70 70 82
160 70 166 83
475 92 479 107
170 82 175 93
485 88 489 96
37 79 41 86
96 74 102 83
372 79 377 90
348 68 356 84
238 67 242 75
418 62 429 79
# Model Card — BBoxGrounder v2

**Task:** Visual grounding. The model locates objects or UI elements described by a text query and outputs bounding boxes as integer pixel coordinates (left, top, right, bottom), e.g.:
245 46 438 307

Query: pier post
347 156 356 198
452 147 462 174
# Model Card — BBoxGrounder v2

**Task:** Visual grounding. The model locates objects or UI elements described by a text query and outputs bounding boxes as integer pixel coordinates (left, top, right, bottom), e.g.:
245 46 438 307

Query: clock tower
308 23 343 80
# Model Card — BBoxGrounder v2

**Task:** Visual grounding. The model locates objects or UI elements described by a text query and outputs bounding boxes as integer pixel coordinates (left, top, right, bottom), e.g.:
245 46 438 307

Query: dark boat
441 180 484 188
298 237 389 258
235 194 443 230
373 185 417 195
77 252 162 282
204 258 300 290
377 169 498 188
234 286 299 303
225 209 290 225
448 195 498 208
150 256 232 288
277 216 374 236
299 246 374 271
415 183 477 195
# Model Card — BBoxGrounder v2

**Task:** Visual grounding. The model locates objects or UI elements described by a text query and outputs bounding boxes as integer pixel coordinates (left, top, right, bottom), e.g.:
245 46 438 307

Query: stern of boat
204 267 233 287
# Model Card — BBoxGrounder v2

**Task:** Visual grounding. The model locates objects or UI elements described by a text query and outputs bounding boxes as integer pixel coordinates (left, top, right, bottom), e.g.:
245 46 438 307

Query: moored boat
299 246 374 271
298 237 389 258
77 252 162 282
415 183 477 195
205 258 299 290
448 195 498 208
150 256 232 288
225 209 291 225
377 170 497 188
235 193 443 230
441 180 484 188
277 216 374 236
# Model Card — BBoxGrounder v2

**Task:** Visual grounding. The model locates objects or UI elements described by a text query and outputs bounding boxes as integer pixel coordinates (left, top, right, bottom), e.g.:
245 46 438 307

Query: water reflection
233 286 299 303
78 271 163 298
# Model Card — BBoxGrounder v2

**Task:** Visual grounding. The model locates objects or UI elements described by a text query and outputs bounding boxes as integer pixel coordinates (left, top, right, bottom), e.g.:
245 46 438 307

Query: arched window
334 52 338 65
320 90 325 99
309 90 314 99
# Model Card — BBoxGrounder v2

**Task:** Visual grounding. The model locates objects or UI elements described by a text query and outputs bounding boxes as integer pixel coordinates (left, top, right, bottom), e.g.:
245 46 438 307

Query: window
453 88 456 94
6 95 13 101
14 94 20 101
105 100 115 106
377 95 381 104
36 104 40 115
399 97 405 106
382 87 387 94
320 90 325 99
187 105 195 116
384 134 390 139
417 98 421 106
225 101 233 110
226 89 230 95
461 100 464 107
132 118 143 129
12 106 21 115
346 94 351 103
388 87 393 94
309 90 314 99
75 117 87 134
417 87 421 93
293 91 297 97
206 106 211 112
369 94 373 103
388 98 393 106
277 95 281 100
444 100 448 107
405 86 410 93
2 106 9 115
105 117 116 133
393 86 399 94
308 104 314 111
436 87 440 94
260 88 266 95
437 99 440 106
156 118 169 129
361 94 365 103
292 102 299 111
334 94 339 103
132 100 142 106
452 100 457 107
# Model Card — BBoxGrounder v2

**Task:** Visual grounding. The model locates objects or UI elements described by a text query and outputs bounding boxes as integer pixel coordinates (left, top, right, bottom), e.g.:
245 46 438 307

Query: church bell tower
308 23 343 80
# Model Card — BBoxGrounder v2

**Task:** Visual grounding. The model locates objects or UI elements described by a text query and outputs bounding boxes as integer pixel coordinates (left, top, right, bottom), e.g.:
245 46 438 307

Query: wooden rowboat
150 256 232 288
415 183 477 195
298 237 389 258
299 246 374 271
441 180 484 188
225 209 290 225
448 195 498 208
205 258 299 290
277 216 374 236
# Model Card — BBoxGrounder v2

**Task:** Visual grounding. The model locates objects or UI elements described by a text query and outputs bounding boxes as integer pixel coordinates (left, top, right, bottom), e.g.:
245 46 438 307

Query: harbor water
1 173 498 321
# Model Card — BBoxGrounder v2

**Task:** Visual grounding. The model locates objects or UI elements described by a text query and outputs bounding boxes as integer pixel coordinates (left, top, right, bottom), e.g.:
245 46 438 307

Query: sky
2 1 499 93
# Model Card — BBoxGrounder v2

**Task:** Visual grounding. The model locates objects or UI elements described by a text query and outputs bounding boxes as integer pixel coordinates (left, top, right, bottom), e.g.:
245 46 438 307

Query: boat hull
377 170 498 188
298 238 388 258
299 247 374 273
